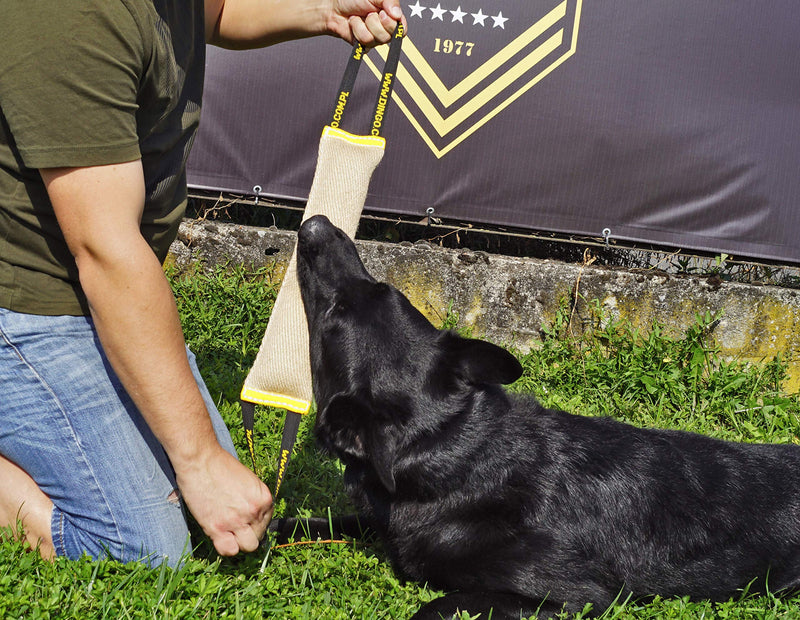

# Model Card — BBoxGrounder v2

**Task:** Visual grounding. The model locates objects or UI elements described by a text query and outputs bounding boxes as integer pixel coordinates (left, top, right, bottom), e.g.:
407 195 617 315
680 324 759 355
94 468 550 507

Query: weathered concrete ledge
169 219 800 392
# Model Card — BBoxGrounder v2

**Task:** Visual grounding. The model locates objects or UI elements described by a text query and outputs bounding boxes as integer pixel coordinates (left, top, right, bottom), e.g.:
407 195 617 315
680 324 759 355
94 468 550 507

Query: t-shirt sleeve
0 1 145 169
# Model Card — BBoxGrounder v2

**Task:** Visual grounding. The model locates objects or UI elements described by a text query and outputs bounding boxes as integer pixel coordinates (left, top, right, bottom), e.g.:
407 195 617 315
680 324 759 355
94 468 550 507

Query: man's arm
41 161 273 557
205 0 405 49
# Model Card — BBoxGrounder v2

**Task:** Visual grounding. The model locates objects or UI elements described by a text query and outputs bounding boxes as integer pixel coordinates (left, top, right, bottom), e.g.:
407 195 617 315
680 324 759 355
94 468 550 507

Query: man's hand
175 446 273 555
327 0 406 45
206 0 405 49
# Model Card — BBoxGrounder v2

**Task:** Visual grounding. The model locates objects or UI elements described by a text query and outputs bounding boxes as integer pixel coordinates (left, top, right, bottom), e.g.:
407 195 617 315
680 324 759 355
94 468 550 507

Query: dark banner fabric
187 1 800 263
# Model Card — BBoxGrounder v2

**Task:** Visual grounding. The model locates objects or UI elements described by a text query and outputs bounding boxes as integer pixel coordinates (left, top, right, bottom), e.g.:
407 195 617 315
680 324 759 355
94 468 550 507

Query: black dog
286 214 800 619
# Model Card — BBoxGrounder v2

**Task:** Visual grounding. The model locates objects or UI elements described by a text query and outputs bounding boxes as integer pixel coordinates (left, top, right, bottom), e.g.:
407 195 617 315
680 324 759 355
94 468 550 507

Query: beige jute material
240 126 385 413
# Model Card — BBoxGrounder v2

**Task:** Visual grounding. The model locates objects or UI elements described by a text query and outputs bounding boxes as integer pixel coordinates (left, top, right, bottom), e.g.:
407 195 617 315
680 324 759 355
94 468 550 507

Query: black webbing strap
241 399 258 471
274 410 302 496
241 23 404 497
240 403 302 497
369 21 404 137
329 20 405 136
329 42 364 130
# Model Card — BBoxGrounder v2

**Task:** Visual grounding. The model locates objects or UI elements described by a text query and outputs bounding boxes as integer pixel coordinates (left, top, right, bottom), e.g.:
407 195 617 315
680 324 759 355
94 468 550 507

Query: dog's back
295 214 800 619
350 384 800 608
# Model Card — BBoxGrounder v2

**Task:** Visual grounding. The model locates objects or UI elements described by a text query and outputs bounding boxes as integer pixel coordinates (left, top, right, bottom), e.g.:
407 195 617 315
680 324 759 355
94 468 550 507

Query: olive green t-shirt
0 0 205 315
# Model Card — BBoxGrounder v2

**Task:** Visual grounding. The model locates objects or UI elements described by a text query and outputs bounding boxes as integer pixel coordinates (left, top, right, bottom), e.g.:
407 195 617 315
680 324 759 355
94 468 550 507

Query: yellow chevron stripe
366 0 583 157
393 0 568 107
367 30 562 137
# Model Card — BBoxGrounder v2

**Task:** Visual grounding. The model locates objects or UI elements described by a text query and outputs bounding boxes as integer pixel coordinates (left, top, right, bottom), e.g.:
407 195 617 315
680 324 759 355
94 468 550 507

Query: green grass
2 264 800 619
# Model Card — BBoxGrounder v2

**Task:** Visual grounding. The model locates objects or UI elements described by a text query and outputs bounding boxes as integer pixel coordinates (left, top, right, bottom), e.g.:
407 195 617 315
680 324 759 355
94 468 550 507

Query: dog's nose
299 214 333 246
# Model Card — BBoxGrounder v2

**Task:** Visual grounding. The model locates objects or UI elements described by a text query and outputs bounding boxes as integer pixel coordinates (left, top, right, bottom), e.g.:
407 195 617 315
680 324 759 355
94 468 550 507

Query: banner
188 1 800 263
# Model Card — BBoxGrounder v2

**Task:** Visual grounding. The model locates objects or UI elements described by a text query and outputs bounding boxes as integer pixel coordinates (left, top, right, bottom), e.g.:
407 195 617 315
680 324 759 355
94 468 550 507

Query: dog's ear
443 333 524 385
318 393 371 460
366 426 397 494
318 393 397 494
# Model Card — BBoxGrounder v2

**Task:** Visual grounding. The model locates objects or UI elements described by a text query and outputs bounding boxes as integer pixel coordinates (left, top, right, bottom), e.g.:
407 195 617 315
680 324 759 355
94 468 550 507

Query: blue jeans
0 308 238 566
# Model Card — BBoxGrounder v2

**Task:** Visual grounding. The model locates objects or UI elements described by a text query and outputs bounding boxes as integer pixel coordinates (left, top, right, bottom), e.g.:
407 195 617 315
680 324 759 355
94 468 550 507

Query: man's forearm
78 236 221 469
70 235 274 555
43 156 273 557
206 0 329 49
41 162 221 471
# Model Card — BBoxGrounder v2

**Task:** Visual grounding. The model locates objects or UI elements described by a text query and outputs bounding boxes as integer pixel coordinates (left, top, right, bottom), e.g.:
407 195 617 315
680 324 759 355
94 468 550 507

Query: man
0 0 405 566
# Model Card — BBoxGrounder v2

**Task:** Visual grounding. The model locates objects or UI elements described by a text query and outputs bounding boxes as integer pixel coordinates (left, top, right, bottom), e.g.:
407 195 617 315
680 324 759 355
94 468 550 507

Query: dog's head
296 215 523 493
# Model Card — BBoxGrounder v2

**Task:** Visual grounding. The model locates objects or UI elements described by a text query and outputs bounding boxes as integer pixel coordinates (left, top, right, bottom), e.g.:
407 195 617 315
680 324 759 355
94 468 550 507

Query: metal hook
253 185 262 206
423 207 436 236
602 227 612 249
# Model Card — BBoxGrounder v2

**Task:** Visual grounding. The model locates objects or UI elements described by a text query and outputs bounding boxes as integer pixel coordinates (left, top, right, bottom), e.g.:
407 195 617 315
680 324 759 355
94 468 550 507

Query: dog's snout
298 214 335 247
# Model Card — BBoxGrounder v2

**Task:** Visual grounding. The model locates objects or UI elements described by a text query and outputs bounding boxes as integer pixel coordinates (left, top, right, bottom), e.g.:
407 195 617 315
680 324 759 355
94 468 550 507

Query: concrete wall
168 219 800 392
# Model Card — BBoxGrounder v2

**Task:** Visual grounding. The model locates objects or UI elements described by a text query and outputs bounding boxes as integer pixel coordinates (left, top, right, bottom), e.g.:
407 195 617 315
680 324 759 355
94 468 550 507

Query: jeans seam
0 318 21 362
54 510 67 558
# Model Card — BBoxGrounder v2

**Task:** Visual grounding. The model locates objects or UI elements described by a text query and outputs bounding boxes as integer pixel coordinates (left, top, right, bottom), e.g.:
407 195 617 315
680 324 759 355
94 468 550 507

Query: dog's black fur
283 214 800 619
